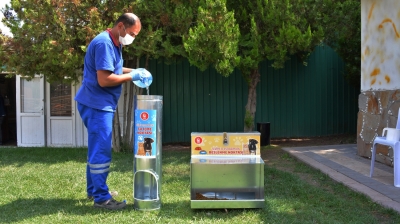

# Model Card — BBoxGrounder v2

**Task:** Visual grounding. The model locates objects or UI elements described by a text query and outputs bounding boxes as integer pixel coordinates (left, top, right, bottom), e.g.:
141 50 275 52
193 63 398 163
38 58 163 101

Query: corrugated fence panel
148 58 248 143
256 45 359 138
146 45 359 143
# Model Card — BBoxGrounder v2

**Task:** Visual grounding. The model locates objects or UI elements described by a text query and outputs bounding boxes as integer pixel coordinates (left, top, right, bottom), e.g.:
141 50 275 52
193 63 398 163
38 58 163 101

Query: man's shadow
0 198 136 222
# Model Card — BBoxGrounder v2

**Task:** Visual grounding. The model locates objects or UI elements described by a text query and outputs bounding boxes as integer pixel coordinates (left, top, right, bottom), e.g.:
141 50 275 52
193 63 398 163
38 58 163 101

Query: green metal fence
146 45 359 143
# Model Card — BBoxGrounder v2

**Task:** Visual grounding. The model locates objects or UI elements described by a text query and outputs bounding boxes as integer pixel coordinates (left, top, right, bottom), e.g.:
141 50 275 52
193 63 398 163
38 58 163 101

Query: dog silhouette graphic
143 137 154 156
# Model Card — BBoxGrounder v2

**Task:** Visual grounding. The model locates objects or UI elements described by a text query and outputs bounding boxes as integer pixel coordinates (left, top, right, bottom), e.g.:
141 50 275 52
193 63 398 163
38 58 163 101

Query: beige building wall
359 0 400 166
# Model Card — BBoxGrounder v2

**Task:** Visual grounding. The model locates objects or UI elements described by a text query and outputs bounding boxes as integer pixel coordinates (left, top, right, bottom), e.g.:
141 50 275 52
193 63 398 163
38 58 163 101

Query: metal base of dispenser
133 156 161 211
134 198 161 211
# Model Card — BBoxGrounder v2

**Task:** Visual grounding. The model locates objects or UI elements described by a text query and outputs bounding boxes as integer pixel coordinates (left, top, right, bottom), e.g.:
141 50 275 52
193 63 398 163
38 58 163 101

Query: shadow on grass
0 198 267 223
0 147 191 173
0 198 105 222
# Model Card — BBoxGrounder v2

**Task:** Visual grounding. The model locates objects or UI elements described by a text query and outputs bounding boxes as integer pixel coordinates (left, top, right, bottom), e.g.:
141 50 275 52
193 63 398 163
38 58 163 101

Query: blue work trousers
77 103 114 203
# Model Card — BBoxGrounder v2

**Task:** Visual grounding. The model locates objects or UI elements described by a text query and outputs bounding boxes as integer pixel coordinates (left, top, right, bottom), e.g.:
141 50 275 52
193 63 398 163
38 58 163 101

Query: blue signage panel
134 109 157 156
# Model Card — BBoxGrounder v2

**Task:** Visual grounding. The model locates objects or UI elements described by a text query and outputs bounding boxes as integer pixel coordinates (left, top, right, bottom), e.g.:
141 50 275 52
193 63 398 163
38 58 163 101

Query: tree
0 0 150 151
1 0 121 82
131 0 197 61
184 0 240 76
184 0 324 131
1 0 205 151
0 33 12 71
118 0 199 151
1 0 356 142
321 0 361 89
0 7 15 72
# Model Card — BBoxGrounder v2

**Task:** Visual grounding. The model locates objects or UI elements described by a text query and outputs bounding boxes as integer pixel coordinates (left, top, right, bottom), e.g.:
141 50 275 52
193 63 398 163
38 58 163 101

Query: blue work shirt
75 29 123 112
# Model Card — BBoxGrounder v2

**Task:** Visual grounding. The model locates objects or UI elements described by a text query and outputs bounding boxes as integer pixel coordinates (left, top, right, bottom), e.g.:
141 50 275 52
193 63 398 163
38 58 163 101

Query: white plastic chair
370 108 400 187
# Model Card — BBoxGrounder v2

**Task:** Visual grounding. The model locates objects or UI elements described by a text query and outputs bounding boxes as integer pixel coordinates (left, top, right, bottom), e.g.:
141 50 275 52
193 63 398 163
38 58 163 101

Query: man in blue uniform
75 13 148 210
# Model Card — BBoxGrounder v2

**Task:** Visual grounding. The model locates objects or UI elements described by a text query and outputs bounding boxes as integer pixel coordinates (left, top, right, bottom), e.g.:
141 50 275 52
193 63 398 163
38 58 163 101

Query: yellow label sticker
191 133 260 156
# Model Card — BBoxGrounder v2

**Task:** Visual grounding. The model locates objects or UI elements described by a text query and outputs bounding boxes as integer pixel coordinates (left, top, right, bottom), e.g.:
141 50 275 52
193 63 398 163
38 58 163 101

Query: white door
16 76 45 146
46 82 76 147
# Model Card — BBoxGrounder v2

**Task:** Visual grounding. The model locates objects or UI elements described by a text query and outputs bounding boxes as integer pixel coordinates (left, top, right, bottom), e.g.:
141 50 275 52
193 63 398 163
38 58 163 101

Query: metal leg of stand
394 143 400 187
370 143 377 178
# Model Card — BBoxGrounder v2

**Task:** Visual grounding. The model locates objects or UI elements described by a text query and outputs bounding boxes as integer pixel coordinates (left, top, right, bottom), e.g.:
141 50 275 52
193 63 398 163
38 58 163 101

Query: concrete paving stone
370 168 394 177
392 195 400 200
346 182 388 197
374 165 395 173
374 200 400 213
366 190 395 199
373 176 395 185
351 174 377 183
304 153 325 161
316 150 387 175
368 187 392 196
357 177 383 185
322 155 371 173
369 180 393 188
383 190 400 197
345 182 371 191
283 144 400 214
326 172 356 184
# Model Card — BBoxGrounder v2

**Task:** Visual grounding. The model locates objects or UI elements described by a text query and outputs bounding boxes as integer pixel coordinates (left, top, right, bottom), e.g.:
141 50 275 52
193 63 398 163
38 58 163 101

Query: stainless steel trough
190 132 265 209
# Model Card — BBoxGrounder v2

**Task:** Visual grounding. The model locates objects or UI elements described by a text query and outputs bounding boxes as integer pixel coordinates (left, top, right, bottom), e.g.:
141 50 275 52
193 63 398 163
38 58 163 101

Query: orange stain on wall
370 68 381 77
378 18 400 38
368 2 375 21
371 79 376 85
385 75 391 83
364 46 370 56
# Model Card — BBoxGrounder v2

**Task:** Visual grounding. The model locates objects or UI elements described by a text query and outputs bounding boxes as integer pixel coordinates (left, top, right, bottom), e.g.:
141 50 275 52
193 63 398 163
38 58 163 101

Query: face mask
119 26 135 45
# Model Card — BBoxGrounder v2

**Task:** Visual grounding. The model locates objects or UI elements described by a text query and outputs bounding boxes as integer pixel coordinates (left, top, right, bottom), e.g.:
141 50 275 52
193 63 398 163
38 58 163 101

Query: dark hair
115 14 136 28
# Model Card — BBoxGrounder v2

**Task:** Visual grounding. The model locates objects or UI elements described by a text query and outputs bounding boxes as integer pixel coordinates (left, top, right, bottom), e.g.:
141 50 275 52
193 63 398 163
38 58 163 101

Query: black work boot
94 198 126 210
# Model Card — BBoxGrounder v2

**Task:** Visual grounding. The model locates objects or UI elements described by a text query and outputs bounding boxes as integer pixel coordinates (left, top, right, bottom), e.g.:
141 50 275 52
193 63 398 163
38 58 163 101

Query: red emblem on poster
195 137 202 144
140 112 149 121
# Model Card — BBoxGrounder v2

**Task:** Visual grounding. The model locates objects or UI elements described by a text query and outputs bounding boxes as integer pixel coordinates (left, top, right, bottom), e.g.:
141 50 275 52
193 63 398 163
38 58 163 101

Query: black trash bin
257 122 270 146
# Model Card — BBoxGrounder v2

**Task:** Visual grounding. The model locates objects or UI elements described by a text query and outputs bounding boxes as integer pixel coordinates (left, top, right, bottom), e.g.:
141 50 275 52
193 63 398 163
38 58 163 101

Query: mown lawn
0 146 399 223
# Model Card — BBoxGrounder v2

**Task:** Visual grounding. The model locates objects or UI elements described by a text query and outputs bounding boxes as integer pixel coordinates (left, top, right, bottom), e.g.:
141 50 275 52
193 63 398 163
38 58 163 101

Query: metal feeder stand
190 132 265 209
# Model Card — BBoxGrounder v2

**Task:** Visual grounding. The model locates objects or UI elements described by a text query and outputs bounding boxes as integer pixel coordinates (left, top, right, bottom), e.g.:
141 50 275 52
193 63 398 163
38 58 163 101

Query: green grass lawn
0 146 399 223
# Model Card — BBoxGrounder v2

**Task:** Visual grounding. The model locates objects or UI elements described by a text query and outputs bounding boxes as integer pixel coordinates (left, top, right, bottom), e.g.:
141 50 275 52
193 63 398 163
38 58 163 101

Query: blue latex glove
131 68 153 88
129 69 143 81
